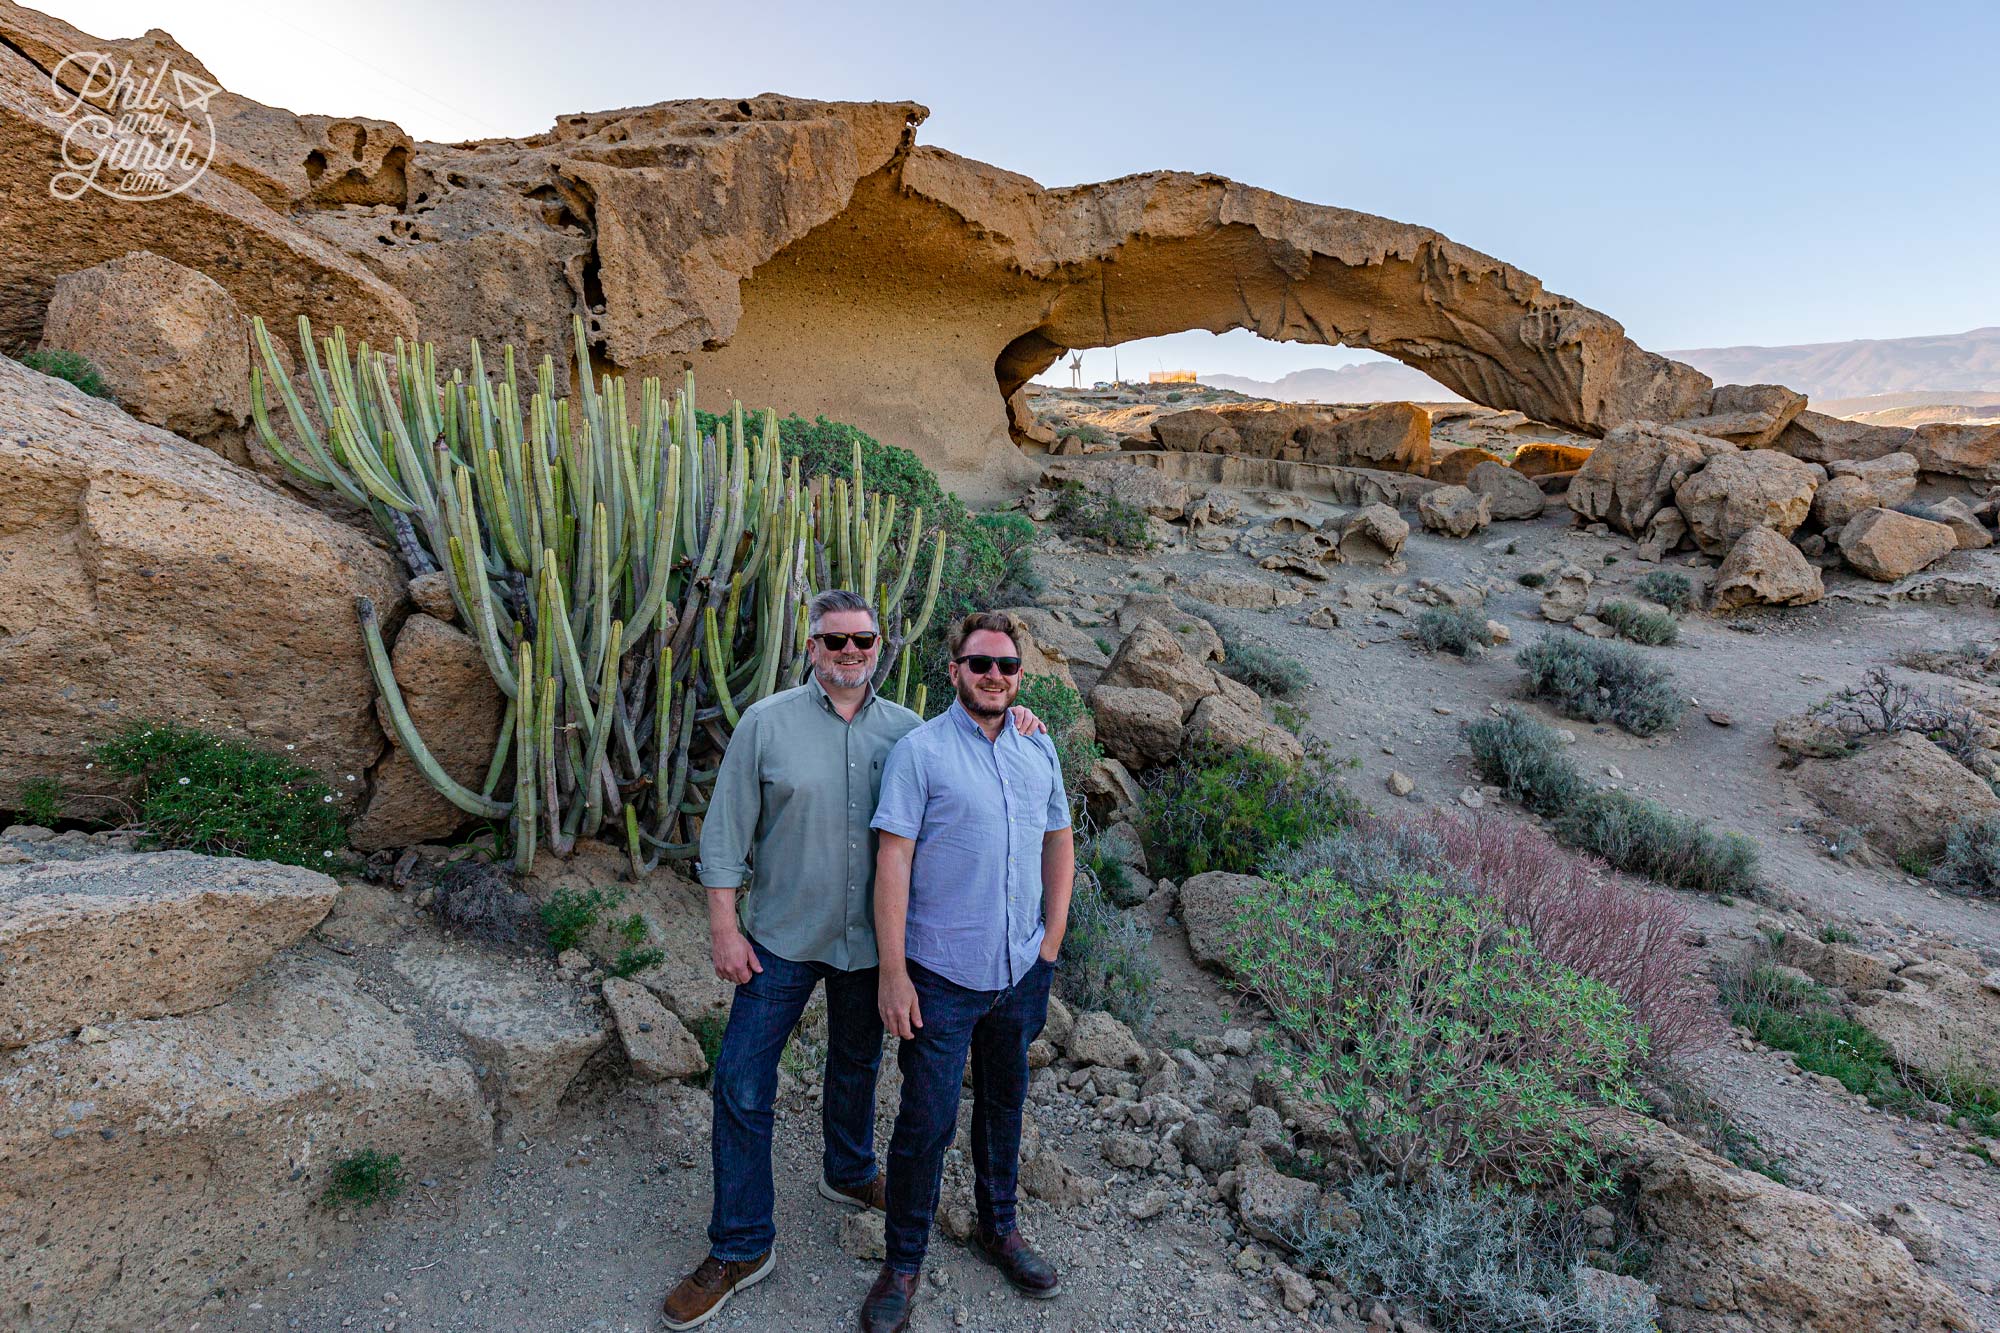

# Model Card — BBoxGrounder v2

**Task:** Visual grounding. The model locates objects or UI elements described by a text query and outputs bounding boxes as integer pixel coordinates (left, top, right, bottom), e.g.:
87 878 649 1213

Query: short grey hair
807 588 878 634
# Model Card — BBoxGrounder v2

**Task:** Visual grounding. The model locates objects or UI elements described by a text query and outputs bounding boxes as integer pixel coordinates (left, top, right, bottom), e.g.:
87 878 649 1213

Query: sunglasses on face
813 632 879 651
953 654 1023 677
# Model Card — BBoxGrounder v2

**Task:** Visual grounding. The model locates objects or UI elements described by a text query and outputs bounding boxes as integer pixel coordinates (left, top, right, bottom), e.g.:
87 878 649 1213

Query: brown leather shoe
817 1172 887 1212
859 1264 920 1332
661 1250 774 1330
974 1227 1061 1299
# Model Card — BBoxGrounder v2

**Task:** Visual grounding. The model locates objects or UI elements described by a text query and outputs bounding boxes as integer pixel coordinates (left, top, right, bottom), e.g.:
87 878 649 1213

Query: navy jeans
708 938 884 1262
884 955 1054 1274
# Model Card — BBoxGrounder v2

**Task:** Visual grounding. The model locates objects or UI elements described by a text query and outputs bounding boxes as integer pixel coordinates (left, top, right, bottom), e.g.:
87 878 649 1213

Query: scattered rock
1568 422 1725 535
1637 504 1688 561
1838 507 1958 582
1065 1011 1145 1070
1336 503 1410 566
1181 572 1304 609
1183 695 1304 766
1711 526 1824 610
1673 448 1822 555
840 1208 887 1261
1466 460 1545 520
601 977 707 1081
1386 771 1415 797
1177 872 1271 973
1088 685 1184 770
1233 1159 1321 1245
1417 484 1492 538
1538 564 1593 623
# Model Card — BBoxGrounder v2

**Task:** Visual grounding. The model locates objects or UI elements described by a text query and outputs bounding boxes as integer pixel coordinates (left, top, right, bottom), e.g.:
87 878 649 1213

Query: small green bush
1229 874 1641 1196
1818 923 1859 945
1516 571 1548 589
18 777 66 827
688 1009 729 1087
1056 421 1108 446
1290 1172 1659 1333
321 1149 404 1207
539 885 621 953
611 944 666 978
1632 569 1695 614
1938 814 2000 896
1596 600 1679 646
1050 482 1154 550
1142 743 1357 878
1016 674 1102 823
1517 636 1685 736
93 722 347 867
1413 606 1495 658
1057 870 1159 1033
973 511 1042 600
1557 789 1759 897
1218 631 1310 698
18 348 113 399
1464 710 1587 816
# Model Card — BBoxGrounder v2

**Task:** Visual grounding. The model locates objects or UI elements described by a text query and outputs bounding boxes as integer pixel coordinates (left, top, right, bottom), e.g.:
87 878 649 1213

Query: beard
955 672 1017 718
813 656 873 691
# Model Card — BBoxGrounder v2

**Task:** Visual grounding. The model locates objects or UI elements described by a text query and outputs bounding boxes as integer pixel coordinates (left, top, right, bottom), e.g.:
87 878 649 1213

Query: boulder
0 355 403 817
1429 446 1504 485
1065 1010 1144 1070
1043 461 1193 521
1114 595 1224 663
1150 401 1430 473
1466 460 1545 520
37 251 251 448
1177 871 1272 972
1081 755 1144 824
1181 572 1303 610
1621 1116 1975 1333
1637 505 1688 562
1183 695 1305 766
0 852 338 1047
1417 484 1492 538
1005 606 1112 691
349 614 507 851
1811 452 1919 529
1710 527 1824 611
0 954 491 1333
1673 448 1822 555
602 977 708 1081
1569 423 1726 535
1511 442 1594 477
1089 685 1184 770
1837 507 1958 582
1336 503 1410 565
1923 496 1993 550
1853 958 2000 1086
1538 564 1593 623
1099 619 1224 715
1778 409 2000 483
1669 383 1808 449
1234 1158 1322 1245
1793 731 2000 862
1313 402 1431 473
390 940 607 1137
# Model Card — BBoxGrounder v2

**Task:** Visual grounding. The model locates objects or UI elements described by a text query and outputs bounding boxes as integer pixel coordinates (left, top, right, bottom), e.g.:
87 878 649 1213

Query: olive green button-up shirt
697 676 921 970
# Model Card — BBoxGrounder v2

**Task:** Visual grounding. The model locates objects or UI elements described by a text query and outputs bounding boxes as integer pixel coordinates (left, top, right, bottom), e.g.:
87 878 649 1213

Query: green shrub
1057 870 1159 1033
321 1149 404 1207
1050 482 1154 550
1938 814 2000 896
1289 1172 1659 1333
92 722 347 867
1464 710 1587 816
18 348 113 399
973 511 1042 600
1229 874 1641 1196
18 777 66 827
1818 923 1859 944
1516 571 1547 589
1632 569 1695 615
1596 600 1678 646
611 944 666 978
1218 631 1310 698
1016 674 1102 823
1557 789 1758 896
1517 637 1685 736
1056 421 1107 446
1142 743 1356 878
539 885 621 953
688 1009 729 1087
1414 606 1495 658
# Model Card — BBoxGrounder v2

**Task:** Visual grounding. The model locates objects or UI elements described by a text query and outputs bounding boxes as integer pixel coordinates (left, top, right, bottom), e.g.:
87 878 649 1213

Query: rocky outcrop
1776 409 2000 482
1430 446 1503 485
0 355 403 813
1852 956 2000 1086
1417 485 1493 537
1672 448 1823 556
1337 504 1410 565
1620 1116 1976 1333
1711 528 1823 611
1811 453 1919 530
1793 732 2000 861
0 953 492 1333
1466 459 1546 519
0 852 337 1046
1569 423 1726 536
1150 401 1431 473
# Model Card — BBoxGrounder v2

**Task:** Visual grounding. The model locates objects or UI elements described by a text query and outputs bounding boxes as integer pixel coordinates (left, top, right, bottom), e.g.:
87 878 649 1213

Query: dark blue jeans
884 955 1054 1274
708 938 884 1261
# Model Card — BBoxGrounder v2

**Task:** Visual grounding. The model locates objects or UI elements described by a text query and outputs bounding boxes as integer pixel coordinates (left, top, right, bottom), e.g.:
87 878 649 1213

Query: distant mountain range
1199 327 2000 407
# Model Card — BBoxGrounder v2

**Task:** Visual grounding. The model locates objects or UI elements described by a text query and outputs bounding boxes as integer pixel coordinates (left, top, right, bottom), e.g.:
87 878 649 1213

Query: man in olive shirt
663 590 1045 1330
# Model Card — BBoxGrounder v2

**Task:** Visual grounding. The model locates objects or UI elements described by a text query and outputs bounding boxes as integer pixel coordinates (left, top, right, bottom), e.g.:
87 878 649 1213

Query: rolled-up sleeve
869 737 926 839
1042 738 1072 832
697 710 761 889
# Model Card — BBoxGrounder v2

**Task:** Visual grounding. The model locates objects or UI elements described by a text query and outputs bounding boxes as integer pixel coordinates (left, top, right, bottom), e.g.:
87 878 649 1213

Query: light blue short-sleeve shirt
871 700 1072 992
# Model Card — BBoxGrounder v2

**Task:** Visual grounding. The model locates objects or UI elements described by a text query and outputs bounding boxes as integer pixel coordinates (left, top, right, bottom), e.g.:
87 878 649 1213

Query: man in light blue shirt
859 611 1076 1332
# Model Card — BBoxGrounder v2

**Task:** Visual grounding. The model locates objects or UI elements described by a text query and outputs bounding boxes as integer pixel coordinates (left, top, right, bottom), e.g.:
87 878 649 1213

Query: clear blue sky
43 0 2000 381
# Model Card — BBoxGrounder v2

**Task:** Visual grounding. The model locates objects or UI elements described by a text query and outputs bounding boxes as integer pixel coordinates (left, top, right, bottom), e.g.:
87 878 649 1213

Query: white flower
322 795 335 804
177 776 191 786
322 851 333 859
285 744 296 751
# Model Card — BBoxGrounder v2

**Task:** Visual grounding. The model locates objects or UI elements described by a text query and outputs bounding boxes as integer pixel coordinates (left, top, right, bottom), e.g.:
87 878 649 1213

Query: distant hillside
1669 327 2000 400
1200 362 1462 403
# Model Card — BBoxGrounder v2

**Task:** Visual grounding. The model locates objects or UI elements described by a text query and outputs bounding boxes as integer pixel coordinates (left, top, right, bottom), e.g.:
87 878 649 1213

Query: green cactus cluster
250 315 945 874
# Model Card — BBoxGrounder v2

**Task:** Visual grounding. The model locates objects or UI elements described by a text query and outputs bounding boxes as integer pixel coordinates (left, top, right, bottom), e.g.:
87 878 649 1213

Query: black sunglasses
813 631 879 651
953 654 1022 677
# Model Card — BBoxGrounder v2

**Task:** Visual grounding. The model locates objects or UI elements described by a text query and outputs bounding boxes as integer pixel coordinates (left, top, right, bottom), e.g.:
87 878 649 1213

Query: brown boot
661 1250 774 1330
817 1173 887 1211
859 1264 920 1333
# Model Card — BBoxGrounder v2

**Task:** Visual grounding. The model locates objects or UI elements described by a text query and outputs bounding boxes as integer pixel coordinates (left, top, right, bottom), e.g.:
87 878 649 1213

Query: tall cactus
251 315 946 874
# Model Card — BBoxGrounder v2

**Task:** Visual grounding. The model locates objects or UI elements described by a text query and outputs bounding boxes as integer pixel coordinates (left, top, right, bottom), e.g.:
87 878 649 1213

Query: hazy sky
38 0 2000 382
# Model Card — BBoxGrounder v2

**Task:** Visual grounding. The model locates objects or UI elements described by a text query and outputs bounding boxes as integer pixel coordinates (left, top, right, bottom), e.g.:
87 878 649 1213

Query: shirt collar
948 697 1010 744
809 672 877 717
